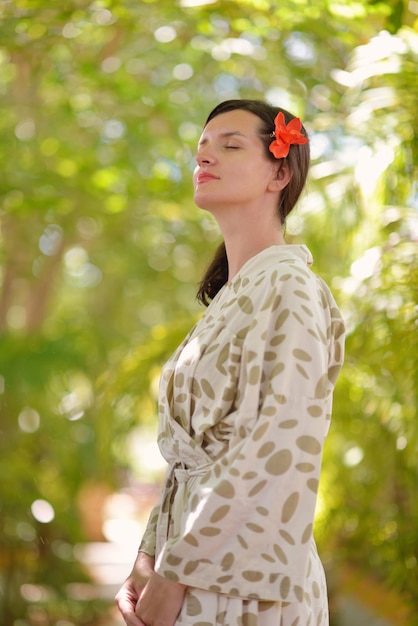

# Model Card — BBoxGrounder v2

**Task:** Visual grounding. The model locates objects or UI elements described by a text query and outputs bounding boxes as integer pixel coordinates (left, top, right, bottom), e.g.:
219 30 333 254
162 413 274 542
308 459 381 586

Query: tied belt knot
155 461 213 551
174 467 191 484
173 463 210 484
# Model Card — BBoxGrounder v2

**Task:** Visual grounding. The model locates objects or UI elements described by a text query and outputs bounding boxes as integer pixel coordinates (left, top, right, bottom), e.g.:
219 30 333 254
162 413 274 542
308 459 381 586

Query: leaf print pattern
139 245 345 626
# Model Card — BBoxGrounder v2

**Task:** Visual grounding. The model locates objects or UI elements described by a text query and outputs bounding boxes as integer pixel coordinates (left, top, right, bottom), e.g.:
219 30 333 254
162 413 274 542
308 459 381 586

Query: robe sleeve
138 503 160 556
154 268 345 602
138 326 199 557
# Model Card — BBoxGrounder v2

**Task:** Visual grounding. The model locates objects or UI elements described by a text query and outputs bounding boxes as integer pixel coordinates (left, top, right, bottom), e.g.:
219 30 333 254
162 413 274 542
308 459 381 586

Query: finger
115 594 136 614
118 607 146 626
116 595 145 626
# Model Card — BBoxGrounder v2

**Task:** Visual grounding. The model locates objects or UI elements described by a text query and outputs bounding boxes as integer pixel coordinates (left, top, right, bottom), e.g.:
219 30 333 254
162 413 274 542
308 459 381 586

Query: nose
195 146 216 166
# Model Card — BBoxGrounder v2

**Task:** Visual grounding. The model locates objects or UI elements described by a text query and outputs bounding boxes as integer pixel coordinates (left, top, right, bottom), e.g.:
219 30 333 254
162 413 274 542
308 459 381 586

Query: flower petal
269 139 290 159
273 112 286 128
286 117 303 132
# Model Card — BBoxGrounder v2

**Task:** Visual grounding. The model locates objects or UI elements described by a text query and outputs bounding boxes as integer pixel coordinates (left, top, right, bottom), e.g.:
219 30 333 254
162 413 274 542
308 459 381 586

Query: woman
115 99 345 626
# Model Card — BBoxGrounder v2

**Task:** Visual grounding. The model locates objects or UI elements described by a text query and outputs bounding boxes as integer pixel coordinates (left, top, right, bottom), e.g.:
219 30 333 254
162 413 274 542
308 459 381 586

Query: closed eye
225 145 240 149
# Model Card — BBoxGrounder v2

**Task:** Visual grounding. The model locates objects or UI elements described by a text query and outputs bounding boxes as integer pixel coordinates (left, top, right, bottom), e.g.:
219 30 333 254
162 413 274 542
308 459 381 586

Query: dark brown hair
196 99 310 306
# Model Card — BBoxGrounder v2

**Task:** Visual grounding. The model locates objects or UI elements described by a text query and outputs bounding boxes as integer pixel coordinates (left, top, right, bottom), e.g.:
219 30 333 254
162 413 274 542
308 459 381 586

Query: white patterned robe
139 245 345 626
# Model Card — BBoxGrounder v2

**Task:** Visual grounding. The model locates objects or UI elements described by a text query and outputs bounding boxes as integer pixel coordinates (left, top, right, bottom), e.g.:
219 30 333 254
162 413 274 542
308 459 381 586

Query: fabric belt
156 462 212 554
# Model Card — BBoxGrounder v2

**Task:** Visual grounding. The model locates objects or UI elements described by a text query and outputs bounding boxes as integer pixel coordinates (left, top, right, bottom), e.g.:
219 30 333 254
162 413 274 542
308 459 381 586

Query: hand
135 572 187 626
115 551 155 626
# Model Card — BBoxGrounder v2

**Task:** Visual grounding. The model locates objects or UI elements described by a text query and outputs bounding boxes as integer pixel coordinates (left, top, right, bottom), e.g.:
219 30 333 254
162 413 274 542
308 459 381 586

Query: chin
193 195 212 211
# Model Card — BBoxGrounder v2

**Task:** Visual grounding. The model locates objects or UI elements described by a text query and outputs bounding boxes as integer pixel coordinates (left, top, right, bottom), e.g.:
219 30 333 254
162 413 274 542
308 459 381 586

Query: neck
219 212 286 281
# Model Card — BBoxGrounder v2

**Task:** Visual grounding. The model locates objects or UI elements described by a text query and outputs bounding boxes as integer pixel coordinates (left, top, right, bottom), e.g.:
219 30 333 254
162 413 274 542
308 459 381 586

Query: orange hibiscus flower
269 112 309 159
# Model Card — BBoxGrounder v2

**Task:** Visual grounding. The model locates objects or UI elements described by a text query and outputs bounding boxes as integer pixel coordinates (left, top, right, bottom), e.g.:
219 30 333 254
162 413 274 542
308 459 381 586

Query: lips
197 172 219 184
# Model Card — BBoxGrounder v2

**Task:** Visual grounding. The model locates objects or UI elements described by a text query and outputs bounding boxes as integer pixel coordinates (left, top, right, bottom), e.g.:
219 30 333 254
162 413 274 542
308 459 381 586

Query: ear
267 160 292 192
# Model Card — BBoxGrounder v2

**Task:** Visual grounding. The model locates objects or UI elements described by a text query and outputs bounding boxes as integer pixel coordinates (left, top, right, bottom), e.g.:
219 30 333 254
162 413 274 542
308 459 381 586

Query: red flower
269 112 309 159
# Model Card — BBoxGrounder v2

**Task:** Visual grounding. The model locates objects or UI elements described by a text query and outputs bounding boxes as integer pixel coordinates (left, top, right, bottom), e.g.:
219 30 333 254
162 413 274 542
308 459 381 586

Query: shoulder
220 245 343 326
230 245 317 293
248 254 323 306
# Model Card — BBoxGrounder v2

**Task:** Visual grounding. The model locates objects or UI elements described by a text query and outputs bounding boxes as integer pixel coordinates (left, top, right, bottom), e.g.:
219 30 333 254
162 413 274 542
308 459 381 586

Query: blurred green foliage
0 0 417 624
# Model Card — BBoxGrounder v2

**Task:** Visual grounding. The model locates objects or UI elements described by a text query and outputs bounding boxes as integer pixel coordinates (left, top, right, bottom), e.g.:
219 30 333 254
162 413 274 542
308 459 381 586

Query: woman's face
193 109 282 215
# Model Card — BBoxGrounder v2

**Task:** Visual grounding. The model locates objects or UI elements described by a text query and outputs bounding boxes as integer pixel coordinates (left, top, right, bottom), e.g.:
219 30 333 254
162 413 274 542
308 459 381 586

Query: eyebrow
198 130 247 145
